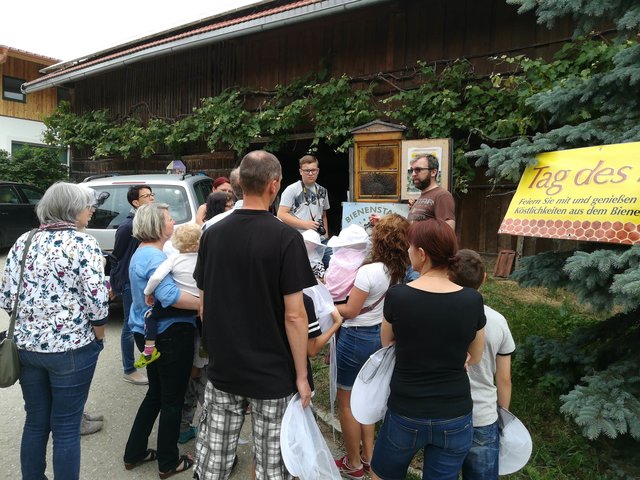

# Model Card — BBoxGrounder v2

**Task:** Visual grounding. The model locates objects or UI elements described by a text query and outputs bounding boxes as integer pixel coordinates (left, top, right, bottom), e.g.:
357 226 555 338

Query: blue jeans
371 409 473 480
462 420 500 480
336 324 382 389
121 284 136 374
18 340 104 480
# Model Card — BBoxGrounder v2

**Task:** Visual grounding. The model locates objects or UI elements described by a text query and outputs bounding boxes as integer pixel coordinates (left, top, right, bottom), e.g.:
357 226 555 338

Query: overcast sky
2 0 258 61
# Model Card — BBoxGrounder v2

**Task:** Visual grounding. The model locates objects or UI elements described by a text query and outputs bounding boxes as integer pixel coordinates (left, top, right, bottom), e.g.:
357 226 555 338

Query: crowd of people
0 150 514 480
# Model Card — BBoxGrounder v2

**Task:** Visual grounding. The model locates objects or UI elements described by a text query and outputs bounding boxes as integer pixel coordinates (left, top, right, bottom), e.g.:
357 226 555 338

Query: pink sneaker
335 455 364 479
361 457 371 473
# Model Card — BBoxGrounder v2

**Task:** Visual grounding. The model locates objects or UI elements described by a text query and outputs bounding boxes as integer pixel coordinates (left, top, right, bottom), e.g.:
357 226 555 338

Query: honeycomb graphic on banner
499 218 640 244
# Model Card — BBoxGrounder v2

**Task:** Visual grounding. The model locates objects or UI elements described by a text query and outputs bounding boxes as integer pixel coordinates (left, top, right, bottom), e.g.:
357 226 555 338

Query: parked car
81 173 213 252
0 181 44 249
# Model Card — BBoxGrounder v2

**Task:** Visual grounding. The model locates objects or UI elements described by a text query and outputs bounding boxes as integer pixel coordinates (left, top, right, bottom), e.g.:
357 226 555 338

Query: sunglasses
407 167 434 175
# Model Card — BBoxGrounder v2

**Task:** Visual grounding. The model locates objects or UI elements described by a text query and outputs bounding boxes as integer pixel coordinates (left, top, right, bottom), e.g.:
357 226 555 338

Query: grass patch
310 275 639 479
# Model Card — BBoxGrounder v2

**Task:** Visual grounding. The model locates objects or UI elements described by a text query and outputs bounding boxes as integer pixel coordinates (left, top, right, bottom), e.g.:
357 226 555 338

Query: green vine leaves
43 38 626 193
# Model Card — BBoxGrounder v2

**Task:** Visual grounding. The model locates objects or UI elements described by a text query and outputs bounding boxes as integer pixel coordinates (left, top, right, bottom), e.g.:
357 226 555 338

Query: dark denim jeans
124 322 194 472
18 340 103 480
121 284 136 375
371 409 473 480
462 420 500 480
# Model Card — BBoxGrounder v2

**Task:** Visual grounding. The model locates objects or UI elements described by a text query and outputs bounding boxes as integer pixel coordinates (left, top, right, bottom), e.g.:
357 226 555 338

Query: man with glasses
277 155 330 238
110 185 155 385
406 154 455 228
369 154 455 228
369 154 455 282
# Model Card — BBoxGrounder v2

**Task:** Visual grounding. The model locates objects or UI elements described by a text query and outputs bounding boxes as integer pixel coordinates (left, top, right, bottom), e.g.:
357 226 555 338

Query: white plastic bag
350 345 396 425
280 394 341 480
303 283 336 333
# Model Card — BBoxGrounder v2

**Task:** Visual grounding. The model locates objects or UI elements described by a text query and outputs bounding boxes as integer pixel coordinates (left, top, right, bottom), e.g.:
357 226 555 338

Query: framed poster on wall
401 138 453 200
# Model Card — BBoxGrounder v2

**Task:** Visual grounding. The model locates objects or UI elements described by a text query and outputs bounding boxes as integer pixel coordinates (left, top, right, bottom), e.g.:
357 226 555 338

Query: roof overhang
0 45 60 66
23 0 389 94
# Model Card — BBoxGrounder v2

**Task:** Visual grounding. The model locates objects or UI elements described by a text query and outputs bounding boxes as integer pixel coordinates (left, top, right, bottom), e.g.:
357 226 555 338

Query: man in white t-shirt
450 249 516 480
277 154 330 238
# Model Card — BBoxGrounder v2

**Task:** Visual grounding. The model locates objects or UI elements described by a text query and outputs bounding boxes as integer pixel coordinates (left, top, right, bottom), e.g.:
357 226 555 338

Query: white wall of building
0 116 69 165
0 116 47 151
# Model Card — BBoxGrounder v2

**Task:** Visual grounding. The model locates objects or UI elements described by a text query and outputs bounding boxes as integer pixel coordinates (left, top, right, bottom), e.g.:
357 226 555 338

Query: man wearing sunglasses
405 154 455 228
369 154 455 230
110 185 156 386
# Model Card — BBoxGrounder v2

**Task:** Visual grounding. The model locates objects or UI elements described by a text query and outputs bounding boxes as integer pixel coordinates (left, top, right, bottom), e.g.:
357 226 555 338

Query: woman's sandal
159 454 194 479
124 448 157 470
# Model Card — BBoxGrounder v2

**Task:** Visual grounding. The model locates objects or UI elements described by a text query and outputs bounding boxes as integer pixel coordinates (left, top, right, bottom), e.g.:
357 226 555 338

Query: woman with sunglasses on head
369 218 486 480
195 176 233 225
202 191 234 224
0 182 109 480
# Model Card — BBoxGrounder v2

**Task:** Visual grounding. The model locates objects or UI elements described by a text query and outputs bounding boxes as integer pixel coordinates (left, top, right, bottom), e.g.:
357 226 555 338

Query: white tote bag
350 345 396 425
498 406 533 475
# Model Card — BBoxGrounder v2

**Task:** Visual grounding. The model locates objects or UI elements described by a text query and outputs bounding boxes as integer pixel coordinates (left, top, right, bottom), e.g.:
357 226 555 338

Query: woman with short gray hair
132 202 171 243
123 203 198 478
0 181 109 480
36 181 93 225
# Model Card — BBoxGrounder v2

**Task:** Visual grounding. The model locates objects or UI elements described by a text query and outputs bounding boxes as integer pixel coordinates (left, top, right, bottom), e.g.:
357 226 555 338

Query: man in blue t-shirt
110 185 155 386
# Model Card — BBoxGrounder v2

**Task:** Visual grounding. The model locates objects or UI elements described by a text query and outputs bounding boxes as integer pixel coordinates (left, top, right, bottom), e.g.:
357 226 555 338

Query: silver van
82 173 213 251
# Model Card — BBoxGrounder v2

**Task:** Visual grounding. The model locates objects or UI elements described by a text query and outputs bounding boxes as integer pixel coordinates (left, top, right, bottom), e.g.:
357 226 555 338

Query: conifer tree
471 1 640 440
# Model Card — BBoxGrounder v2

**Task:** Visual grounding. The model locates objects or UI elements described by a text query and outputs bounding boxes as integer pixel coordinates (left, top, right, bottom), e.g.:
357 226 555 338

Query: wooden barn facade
24 0 573 255
0 46 63 159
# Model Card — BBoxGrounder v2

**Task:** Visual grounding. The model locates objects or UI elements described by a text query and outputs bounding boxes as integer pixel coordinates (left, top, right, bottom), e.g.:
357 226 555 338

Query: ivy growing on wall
43 39 617 193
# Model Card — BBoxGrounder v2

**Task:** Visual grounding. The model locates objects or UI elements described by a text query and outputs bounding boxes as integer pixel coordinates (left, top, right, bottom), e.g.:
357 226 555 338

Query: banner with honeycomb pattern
499 142 640 244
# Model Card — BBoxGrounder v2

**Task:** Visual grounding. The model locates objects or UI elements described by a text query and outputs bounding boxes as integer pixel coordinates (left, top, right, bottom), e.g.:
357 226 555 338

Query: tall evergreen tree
470 0 640 440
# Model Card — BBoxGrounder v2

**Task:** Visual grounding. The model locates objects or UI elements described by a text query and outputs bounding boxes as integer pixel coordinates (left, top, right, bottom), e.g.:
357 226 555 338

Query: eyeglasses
138 192 155 200
407 167 434 175
301 168 319 175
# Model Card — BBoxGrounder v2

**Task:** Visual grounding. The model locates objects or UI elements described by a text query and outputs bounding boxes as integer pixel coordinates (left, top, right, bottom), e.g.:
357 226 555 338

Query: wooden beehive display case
351 121 406 202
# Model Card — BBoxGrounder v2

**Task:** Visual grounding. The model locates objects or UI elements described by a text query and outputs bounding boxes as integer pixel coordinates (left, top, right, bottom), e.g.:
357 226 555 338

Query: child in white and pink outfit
325 224 370 303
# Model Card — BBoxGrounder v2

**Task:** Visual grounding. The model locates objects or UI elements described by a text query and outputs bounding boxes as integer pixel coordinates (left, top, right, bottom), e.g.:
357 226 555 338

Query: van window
193 178 214 205
88 185 191 230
